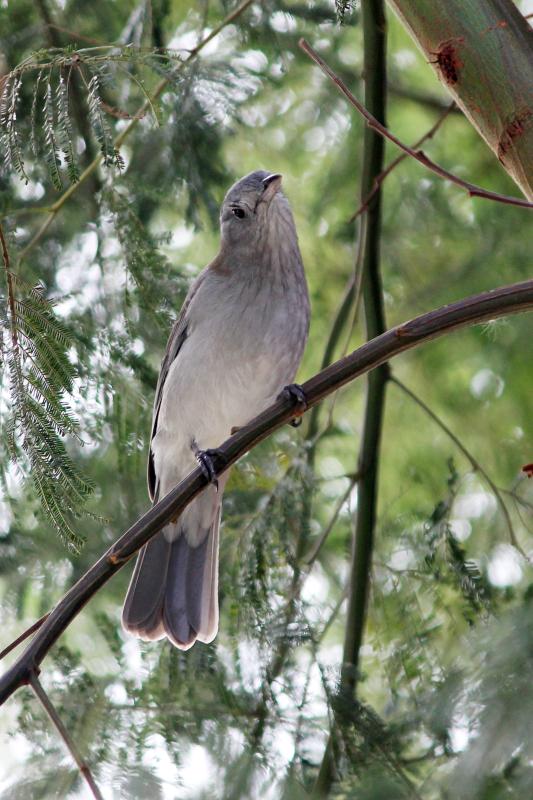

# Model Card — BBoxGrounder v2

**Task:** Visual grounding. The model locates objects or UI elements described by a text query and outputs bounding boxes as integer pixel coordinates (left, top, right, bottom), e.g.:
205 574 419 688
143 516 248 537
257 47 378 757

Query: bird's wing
147 270 207 501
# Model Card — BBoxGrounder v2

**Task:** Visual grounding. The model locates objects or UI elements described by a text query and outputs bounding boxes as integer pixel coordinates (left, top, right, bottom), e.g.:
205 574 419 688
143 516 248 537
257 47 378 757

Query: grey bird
122 170 310 650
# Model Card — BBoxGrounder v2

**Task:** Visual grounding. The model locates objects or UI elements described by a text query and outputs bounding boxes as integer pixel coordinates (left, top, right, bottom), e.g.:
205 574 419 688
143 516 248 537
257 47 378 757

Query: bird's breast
156 273 308 453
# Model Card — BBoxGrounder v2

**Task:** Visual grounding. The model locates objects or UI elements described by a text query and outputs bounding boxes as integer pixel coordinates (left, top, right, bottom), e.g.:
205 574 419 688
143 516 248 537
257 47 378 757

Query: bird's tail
122 499 221 650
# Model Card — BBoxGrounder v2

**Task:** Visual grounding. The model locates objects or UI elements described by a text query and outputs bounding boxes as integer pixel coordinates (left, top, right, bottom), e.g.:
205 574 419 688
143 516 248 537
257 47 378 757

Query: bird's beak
262 173 283 203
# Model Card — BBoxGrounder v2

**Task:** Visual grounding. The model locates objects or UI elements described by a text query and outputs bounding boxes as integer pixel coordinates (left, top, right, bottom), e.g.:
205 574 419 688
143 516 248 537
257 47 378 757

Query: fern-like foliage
86 72 124 170
56 73 80 185
0 45 192 190
424 460 492 620
0 72 29 183
1 274 93 550
106 185 183 326
335 0 357 25
43 77 63 191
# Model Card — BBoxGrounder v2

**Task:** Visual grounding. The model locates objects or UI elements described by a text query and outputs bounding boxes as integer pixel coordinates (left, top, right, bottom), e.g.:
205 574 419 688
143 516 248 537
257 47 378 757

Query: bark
386 0 533 199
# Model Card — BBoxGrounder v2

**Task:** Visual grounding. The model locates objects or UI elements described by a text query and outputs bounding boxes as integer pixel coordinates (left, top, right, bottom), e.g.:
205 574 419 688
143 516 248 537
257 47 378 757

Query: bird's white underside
151 260 307 545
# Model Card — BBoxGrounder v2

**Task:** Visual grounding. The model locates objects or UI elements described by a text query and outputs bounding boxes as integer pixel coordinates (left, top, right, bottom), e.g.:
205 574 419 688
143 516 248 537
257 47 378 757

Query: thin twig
0 224 19 350
0 613 50 661
299 39 533 210
387 80 461 113
1 279 533 704
315 213 369 437
349 101 456 222
29 672 104 800
301 473 359 567
390 375 527 558
15 0 255 263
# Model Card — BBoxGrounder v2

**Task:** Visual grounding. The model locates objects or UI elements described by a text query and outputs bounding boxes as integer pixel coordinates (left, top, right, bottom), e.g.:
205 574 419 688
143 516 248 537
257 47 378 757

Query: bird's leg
197 450 219 491
279 383 308 427
191 439 227 492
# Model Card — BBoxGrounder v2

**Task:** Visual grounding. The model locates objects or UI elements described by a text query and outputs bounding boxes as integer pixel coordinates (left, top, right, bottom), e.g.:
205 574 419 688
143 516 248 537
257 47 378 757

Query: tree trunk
387 0 533 199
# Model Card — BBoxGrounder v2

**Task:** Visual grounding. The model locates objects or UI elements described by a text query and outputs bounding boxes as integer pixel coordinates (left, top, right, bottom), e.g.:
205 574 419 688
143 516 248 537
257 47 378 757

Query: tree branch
385 0 533 200
1 279 533 705
349 101 455 222
341 0 388 689
315 1 388 791
0 612 50 661
299 38 533 210
301 472 359 567
387 80 461 114
390 376 526 556
30 672 104 800
0 223 18 352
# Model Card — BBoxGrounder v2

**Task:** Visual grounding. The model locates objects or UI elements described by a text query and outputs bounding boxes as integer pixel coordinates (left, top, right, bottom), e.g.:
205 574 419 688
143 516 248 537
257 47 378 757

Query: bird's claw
196 448 224 492
279 383 308 427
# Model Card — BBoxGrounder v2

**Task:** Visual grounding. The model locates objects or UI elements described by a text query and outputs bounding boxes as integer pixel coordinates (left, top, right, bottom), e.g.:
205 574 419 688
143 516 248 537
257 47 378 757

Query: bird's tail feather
122 506 221 650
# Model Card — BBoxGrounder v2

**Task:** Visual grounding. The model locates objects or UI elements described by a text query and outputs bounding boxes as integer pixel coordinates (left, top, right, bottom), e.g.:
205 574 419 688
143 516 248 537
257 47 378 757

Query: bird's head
219 170 289 252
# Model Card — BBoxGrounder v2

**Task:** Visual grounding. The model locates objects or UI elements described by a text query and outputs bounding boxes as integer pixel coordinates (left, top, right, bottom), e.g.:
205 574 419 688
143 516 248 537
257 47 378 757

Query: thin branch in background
299 38 533 210
349 101 456 222
501 484 533 536
14 0 255 264
1 279 533 705
287 590 349 785
0 613 50 661
0 223 19 351
347 0 388 693
316 213 369 437
310 600 422 800
305 243 362 444
29 672 104 800
390 375 528 559
387 79 462 113
315 1 389 791
502 488 533 513
302 472 359 567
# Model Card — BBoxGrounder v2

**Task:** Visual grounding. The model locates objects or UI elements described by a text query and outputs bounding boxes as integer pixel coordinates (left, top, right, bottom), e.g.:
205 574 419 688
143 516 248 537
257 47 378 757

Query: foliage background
0 0 532 798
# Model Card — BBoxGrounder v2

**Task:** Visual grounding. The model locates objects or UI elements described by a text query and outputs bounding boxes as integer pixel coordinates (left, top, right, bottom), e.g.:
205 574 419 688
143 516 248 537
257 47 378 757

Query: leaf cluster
1 274 93 548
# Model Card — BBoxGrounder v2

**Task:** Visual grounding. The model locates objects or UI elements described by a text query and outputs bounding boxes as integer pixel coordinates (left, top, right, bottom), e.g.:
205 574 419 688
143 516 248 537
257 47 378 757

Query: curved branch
1 278 533 705
349 101 455 223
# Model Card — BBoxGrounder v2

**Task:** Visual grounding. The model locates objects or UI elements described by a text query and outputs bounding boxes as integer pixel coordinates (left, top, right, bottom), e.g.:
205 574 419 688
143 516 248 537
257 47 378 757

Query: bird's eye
232 207 245 219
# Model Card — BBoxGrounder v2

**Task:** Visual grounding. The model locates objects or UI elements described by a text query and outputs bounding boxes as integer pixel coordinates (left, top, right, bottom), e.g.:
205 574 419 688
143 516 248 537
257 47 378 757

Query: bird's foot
195 448 226 492
279 383 308 427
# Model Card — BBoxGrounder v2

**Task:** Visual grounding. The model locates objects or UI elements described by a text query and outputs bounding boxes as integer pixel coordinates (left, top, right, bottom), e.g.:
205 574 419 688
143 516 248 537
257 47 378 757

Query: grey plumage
122 170 310 650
